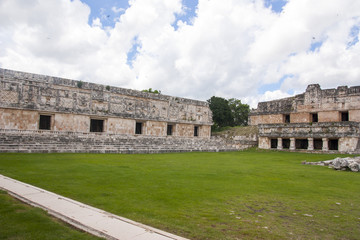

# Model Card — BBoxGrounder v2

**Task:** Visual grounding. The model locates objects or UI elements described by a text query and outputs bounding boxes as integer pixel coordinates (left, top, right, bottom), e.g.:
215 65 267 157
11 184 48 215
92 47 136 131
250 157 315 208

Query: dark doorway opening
284 114 290 123
39 115 51 130
282 139 290 149
341 112 349 121
90 119 104 132
295 139 308 149
194 126 199 137
135 122 143 134
311 113 318 122
314 138 322 150
271 138 278 149
167 125 173 136
329 139 339 150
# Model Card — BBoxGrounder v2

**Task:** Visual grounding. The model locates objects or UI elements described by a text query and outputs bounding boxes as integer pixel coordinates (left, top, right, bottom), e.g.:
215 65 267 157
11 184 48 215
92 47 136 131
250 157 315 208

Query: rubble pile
302 157 360 172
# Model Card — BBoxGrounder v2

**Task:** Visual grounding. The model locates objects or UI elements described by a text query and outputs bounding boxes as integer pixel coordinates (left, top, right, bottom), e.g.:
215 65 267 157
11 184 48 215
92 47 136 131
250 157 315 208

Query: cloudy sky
0 0 359 107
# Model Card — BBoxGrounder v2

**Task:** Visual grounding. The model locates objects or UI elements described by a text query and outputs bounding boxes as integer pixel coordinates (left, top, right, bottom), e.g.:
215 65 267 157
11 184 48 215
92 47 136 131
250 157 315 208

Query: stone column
290 138 296 150
307 138 314 151
277 138 283 150
322 138 329 151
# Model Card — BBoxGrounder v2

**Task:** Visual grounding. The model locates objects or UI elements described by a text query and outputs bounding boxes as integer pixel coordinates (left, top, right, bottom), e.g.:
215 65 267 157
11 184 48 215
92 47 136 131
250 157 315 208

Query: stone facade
250 84 360 153
0 68 233 153
0 68 212 136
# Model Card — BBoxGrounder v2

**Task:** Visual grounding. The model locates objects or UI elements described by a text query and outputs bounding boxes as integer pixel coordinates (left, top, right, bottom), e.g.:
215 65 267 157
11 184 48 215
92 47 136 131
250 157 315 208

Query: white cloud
0 0 107 79
0 0 359 110
260 90 291 102
92 18 102 28
111 6 125 13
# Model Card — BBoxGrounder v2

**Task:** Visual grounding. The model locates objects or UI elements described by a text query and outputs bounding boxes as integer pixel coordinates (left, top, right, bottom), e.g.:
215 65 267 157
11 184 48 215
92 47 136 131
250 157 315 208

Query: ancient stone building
0 68 243 153
249 84 360 153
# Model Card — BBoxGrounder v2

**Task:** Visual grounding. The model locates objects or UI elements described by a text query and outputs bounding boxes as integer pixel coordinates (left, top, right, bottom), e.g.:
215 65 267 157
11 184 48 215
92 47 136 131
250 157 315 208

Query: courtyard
0 150 359 239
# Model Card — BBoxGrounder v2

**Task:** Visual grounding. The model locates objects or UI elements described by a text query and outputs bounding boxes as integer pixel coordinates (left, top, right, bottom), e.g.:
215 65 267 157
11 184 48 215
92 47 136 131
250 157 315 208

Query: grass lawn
0 149 359 240
0 190 102 239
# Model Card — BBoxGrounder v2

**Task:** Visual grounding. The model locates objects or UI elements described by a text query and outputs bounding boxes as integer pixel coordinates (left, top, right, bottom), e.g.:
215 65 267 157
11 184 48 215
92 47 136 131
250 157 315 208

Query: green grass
0 149 359 240
0 190 102 240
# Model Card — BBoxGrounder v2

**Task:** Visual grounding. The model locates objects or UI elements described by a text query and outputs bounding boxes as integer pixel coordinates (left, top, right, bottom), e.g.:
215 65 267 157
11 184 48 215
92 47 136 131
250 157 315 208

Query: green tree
142 88 161 94
228 98 250 126
207 96 233 129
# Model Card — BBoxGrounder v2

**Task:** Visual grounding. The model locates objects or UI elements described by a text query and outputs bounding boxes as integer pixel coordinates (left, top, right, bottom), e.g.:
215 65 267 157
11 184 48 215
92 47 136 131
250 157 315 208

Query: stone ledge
258 122 360 138
258 121 360 128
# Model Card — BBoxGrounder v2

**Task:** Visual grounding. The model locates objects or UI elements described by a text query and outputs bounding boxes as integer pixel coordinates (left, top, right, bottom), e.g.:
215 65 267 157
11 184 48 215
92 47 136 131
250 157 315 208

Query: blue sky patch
175 0 198 26
309 41 323 52
81 0 129 27
264 0 287 13
347 25 359 48
82 0 198 30
126 36 141 68
258 74 294 94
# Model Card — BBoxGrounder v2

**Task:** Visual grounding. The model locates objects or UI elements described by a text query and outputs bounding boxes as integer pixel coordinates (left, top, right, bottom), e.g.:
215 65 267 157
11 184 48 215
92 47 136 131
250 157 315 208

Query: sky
0 0 359 108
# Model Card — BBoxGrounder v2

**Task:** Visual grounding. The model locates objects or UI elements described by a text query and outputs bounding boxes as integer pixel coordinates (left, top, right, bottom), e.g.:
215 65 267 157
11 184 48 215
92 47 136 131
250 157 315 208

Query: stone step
0 130 250 153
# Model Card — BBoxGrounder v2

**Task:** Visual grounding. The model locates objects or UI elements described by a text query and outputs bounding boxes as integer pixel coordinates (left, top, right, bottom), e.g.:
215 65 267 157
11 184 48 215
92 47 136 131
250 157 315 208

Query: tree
142 88 161 94
228 98 250 126
207 96 233 129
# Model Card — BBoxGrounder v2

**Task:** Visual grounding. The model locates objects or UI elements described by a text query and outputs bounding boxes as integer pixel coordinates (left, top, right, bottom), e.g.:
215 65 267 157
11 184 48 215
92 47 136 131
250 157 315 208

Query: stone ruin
0 68 257 153
303 157 360 172
3 68 360 154
249 84 360 154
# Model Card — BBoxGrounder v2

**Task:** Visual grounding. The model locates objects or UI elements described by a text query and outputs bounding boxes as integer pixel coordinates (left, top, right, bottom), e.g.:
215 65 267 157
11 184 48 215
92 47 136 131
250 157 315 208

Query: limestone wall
53 113 89 132
258 136 270 149
250 84 360 125
249 113 284 125
145 121 167 136
0 109 38 130
318 111 340 122
349 110 360 121
106 118 134 135
176 124 195 137
0 68 212 138
290 112 311 123
200 125 211 138
339 137 359 152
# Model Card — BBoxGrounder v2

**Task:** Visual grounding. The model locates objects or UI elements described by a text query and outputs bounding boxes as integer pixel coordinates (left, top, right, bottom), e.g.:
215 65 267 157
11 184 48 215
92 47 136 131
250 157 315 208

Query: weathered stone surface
0 68 214 139
349 162 360 172
0 68 258 153
0 68 212 126
250 84 360 153
258 122 360 138
250 84 360 122
332 158 340 169
303 157 360 172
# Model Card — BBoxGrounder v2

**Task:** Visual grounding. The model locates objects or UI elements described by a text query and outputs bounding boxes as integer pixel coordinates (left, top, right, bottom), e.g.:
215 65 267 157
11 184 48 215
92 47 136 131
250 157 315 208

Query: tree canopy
142 88 161 94
207 96 250 130
207 96 233 129
228 98 250 126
